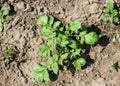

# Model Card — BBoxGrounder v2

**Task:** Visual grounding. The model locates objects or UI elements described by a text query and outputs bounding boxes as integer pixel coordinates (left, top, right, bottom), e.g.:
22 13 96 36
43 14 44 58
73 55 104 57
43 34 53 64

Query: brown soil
0 0 120 86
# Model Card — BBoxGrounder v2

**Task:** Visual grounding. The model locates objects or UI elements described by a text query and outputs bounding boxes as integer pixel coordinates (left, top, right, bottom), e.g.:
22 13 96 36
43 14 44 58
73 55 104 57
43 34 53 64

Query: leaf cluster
0 7 9 32
101 2 120 24
32 14 99 82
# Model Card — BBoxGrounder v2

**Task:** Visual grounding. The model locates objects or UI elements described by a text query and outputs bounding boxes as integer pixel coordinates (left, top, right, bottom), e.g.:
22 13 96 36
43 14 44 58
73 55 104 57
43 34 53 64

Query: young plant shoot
101 2 120 24
32 14 99 82
0 7 9 32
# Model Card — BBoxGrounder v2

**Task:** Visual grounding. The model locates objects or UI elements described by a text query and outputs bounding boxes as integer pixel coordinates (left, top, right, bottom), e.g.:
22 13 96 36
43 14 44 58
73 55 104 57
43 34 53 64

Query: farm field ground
0 0 120 86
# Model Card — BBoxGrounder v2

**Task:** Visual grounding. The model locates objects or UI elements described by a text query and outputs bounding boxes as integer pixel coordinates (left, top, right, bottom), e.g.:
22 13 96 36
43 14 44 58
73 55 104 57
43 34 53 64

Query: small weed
108 62 118 72
0 49 16 60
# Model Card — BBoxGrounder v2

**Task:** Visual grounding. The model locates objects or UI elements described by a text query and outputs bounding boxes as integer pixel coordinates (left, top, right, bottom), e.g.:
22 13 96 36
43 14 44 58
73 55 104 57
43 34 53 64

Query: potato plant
32 14 99 82
100 2 120 24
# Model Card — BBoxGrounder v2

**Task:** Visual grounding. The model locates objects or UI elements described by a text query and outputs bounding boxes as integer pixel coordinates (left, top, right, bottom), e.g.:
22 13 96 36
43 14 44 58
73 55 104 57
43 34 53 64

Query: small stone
16 2 26 10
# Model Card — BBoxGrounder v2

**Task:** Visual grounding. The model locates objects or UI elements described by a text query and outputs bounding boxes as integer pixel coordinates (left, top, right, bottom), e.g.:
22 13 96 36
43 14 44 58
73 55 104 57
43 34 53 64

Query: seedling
108 62 118 72
0 7 9 32
32 14 99 82
0 49 15 60
100 2 120 24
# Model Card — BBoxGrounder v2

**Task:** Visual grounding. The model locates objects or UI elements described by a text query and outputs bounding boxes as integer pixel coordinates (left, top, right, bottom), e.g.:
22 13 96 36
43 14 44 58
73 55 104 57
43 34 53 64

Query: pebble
16 2 26 10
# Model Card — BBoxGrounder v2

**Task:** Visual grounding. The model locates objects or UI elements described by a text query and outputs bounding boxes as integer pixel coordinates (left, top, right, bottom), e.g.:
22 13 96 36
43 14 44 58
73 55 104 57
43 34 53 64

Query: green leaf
73 57 86 70
61 40 69 47
107 2 114 10
48 15 54 25
40 62 49 67
85 32 99 45
42 27 56 40
53 21 61 28
113 17 119 23
43 69 50 82
48 38 56 50
65 24 69 30
59 27 64 31
59 53 69 65
79 31 87 44
112 9 118 16
69 20 81 31
49 54 59 65
104 9 110 13
64 30 70 35
1 8 9 16
51 62 59 74
57 34 69 47
102 14 110 22
39 45 51 57
68 40 78 48
32 72 44 83
33 64 44 72
37 14 48 26
0 19 3 32
72 48 81 56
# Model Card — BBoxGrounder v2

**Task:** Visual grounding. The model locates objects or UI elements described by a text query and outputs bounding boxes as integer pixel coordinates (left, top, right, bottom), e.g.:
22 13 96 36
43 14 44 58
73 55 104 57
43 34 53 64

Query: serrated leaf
37 14 48 26
51 62 59 74
107 2 114 10
43 69 50 82
53 21 61 28
1 8 9 16
48 15 54 25
102 14 110 22
69 20 81 31
39 45 51 57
